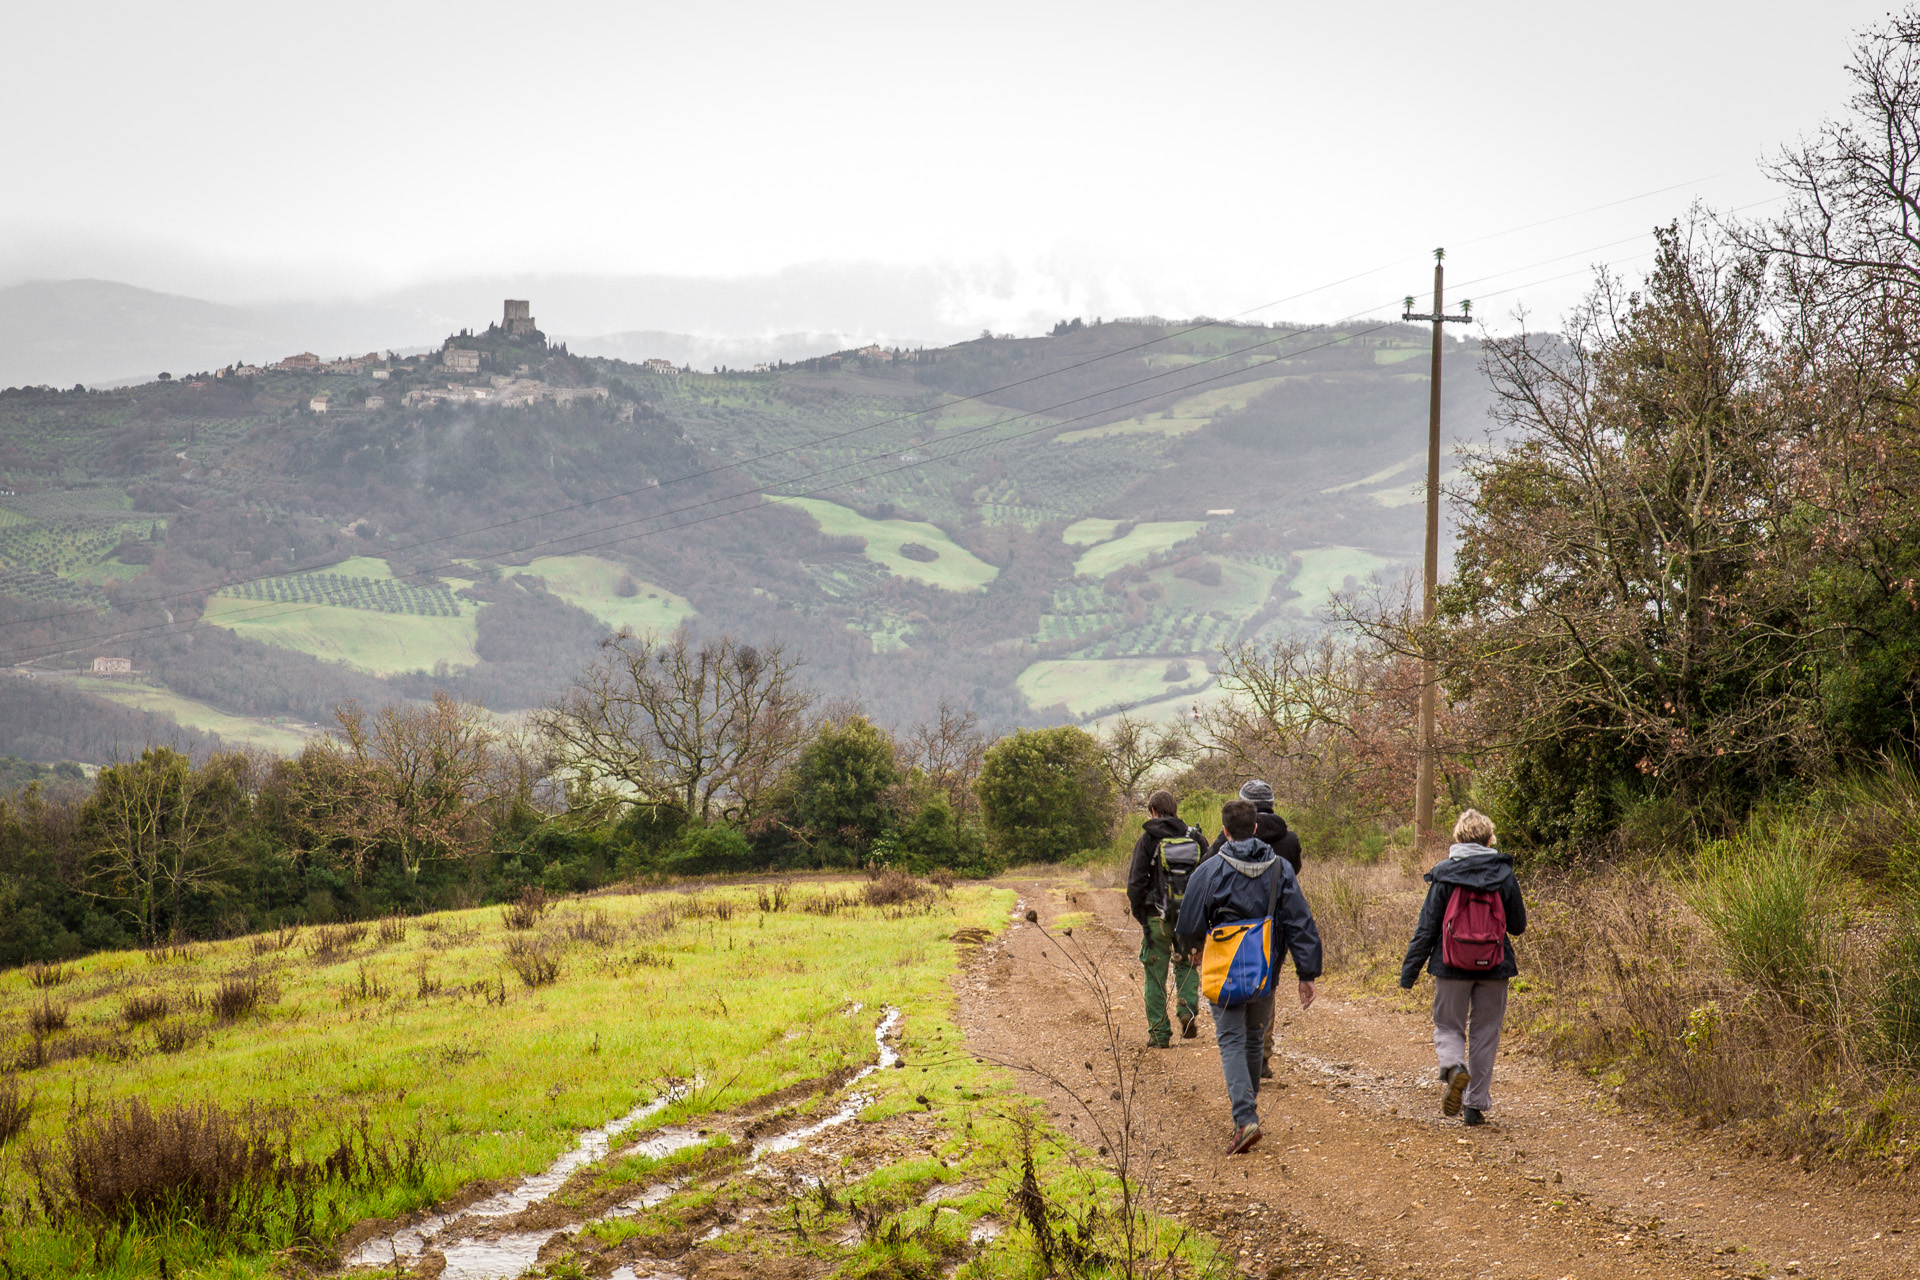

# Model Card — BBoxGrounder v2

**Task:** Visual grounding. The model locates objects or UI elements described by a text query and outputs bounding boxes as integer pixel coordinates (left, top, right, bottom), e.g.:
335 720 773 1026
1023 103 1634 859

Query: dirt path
955 878 1920 1280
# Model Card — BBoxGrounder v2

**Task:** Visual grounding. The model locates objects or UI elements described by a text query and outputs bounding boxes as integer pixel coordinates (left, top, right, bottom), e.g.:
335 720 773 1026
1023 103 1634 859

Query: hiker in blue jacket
1399 809 1527 1126
1175 798 1322 1155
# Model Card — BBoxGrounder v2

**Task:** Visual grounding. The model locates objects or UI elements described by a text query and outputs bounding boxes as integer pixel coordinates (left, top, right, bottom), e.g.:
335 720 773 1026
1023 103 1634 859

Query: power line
0 318 1410 666
0 185 1752 636
3 187 1768 661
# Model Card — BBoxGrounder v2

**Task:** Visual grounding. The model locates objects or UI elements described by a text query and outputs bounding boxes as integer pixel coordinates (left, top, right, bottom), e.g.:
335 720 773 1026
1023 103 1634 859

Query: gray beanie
1237 779 1274 805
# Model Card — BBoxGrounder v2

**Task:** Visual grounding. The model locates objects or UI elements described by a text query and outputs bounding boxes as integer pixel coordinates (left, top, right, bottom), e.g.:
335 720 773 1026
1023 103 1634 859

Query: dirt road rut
955 879 1919 1280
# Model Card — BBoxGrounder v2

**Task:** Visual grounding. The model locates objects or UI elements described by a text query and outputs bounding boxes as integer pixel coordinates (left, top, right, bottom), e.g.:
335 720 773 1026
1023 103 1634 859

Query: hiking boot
1463 1107 1486 1127
1440 1064 1470 1117
1148 1038 1171 1049
1179 1011 1199 1039
1228 1123 1263 1155
1259 1059 1274 1080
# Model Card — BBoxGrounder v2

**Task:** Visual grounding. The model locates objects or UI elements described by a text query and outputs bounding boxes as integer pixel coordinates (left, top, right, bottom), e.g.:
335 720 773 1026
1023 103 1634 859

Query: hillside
0 305 1492 759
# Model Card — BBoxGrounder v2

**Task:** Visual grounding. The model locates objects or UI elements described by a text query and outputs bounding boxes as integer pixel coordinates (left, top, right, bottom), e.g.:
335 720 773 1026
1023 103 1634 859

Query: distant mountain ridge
0 265 985 388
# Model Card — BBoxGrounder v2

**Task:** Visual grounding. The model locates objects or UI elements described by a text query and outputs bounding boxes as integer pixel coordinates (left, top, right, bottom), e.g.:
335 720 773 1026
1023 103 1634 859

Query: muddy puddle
750 1006 901 1160
343 1007 901 1278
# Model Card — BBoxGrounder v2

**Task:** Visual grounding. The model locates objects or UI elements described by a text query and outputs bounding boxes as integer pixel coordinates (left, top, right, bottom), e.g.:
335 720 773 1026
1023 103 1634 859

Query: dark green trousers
1138 916 1200 1045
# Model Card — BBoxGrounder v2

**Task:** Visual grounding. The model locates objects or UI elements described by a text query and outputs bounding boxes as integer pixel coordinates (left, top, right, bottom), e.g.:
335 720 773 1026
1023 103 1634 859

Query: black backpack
1152 831 1204 919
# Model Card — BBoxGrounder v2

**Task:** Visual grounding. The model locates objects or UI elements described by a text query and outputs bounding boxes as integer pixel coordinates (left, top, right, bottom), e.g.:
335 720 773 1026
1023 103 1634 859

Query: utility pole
1402 248 1472 851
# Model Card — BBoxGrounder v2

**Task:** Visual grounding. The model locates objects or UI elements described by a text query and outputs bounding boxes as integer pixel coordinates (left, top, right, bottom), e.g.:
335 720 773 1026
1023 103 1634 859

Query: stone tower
502 299 537 337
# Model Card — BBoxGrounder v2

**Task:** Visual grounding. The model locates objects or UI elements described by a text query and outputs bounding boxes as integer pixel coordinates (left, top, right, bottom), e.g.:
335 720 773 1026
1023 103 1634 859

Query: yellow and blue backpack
1199 861 1284 1007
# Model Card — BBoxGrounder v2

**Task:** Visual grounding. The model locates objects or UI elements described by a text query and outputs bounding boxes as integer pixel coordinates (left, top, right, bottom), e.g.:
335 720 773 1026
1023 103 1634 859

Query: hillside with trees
0 302 1486 757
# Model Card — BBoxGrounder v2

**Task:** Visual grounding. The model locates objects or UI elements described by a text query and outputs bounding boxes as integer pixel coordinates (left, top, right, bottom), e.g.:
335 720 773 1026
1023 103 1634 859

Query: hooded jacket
1126 815 1205 923
1175 838 1323 983
1398 844 1528 985
1207 810 1302 873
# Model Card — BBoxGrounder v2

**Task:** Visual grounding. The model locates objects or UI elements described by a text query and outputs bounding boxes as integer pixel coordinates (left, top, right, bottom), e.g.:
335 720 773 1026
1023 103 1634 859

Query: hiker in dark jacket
1206 779 1301 1076
1399 809 1527 1126
1126 789 1207 1047
1206 779 1302 873
1176 798 1322 1156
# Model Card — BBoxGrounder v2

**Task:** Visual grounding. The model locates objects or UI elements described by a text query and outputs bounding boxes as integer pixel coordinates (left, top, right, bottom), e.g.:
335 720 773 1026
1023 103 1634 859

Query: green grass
1371 466 1463 508
1016 656 1209 718
774 496 998 592
1072 521 1207 578
1319 449 1426 495
0 881 1017 1279
1142 555 1279 615
200 594 481 676
1374 346 1427 365
1053 374 1289 443
505 554 698 635
63 676 317 755
1062 517 1123 547
1284 546 1396 614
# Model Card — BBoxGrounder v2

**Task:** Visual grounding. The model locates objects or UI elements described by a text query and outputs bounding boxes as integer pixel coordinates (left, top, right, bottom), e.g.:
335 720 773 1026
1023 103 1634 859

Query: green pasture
1142 555 1280 615
774 496 997 592
1374 346 1427 365
1285 545 1397 614
1072 520 1207 578
0 505 31 528
1053 374 1290 443
1016 655 1209 718
200 595 481 676
1062 516 1123 547
1319 449 1425 495
0 881 1016 1278
63 675 317 756
505 554 697 635
1371 466 1463 508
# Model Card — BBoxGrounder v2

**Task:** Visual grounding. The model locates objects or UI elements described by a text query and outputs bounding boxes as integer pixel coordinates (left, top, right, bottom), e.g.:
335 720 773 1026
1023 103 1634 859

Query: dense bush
786 715 900 862
976 726 1114 864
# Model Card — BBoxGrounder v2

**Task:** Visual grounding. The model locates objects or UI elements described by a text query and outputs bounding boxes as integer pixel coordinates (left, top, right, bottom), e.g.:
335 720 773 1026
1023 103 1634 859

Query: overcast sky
0 0 1894 338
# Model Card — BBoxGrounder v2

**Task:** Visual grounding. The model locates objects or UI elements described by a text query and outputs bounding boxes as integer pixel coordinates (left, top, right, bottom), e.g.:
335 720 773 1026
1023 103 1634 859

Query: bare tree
901 697 987 819
1094 713 1189 810
290 694 500 883
83 748 249 944
536 630 812 822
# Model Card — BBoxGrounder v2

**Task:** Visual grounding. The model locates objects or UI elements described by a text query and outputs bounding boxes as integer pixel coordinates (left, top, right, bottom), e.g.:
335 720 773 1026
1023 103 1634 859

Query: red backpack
1440 885 1507 971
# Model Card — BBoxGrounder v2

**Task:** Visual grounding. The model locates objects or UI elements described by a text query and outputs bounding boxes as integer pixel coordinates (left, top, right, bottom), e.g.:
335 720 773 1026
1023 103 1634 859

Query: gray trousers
1432 977 1508 1111
1208 993 1274 1128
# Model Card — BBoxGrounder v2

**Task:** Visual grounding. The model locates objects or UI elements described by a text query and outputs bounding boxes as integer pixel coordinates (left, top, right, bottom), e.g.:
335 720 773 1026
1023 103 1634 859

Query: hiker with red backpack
1176 798 1323 1155
1126 789 1208 1048
1398 809 1528 1126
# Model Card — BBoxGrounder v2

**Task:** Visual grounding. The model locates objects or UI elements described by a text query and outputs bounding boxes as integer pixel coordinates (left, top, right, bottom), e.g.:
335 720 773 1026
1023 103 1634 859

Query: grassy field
1370 467 1463 509
1053 374 1290 444
775 496 998 592
1284 546 1397 615
200 595 481 676
1319 450 1425 495
1062 517 1123 547
63 675 317 755
505 555 698 635
1016 655 1209 718
1142 556 1279 616
1072 521 1207 578
0 880 1151 1279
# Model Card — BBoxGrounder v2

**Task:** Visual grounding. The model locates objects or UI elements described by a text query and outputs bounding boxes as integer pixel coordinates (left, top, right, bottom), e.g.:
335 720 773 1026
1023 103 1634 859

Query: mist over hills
0 263 1020 389
0 302 1492 763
